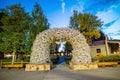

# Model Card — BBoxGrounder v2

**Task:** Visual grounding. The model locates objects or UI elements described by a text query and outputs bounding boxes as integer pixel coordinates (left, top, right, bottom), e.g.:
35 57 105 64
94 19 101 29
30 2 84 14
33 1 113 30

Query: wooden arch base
25 63 51 71
69 62 98 70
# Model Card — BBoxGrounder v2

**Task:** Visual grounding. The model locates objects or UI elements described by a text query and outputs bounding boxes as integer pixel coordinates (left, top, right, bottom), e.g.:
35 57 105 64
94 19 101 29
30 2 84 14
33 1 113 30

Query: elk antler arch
30 28 91 64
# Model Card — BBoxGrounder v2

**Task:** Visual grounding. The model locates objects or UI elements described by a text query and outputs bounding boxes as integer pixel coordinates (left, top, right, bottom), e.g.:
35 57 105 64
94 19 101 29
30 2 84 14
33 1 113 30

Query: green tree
26 2 50 52
50 43 56 54
0 3 50 63
0 4 30 64
70 11 103 45
92 30 105 41
65 42 72 52
32 2 49 36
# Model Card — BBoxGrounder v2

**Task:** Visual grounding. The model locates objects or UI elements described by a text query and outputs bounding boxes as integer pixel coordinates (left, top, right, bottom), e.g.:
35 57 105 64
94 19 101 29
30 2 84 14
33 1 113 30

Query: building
90 38 120 58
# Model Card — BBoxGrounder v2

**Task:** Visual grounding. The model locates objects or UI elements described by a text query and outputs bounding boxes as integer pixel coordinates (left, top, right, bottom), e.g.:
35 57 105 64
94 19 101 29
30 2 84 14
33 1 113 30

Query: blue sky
0 0 120 40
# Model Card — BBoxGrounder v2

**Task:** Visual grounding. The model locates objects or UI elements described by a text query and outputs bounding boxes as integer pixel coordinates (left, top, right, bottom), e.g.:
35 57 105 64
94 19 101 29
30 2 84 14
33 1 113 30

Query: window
96 49 101 53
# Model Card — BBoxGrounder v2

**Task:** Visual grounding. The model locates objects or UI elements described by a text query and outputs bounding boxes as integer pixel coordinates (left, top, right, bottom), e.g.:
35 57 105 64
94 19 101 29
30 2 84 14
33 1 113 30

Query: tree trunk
11 50 16 65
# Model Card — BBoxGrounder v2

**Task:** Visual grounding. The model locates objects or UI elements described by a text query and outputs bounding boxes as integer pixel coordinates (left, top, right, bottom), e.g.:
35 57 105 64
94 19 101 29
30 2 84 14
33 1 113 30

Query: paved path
0 63 120 80
43 62 120 80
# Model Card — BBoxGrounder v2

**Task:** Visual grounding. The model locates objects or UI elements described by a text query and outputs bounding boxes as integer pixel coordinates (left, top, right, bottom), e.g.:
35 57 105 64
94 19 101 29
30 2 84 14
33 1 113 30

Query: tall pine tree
25 2 50 53
32 2 49 36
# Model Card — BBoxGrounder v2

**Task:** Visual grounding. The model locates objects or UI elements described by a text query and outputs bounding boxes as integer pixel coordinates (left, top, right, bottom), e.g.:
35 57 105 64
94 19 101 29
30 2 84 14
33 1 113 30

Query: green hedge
0 58 12 62
99 54 120 62
23 57 30 62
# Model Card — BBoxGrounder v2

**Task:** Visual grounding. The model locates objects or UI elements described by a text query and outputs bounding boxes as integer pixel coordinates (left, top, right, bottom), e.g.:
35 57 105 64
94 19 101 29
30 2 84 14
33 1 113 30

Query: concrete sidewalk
0 62 120 80
43 63 120 80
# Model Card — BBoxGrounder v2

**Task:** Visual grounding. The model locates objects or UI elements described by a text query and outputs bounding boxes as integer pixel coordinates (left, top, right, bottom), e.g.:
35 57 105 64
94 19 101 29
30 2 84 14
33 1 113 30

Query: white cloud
105 19 120 32
110 35 120 40
61 1 65 13
96 6 120 40
96 7 118 24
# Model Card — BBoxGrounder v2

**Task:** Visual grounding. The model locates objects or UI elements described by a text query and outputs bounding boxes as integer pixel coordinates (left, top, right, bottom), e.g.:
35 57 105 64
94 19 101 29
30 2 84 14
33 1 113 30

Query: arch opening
50 39 72 64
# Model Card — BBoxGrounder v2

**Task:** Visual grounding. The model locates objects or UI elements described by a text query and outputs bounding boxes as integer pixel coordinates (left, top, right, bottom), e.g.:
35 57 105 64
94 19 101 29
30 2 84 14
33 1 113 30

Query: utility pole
105 35 109 54
118 42 120 53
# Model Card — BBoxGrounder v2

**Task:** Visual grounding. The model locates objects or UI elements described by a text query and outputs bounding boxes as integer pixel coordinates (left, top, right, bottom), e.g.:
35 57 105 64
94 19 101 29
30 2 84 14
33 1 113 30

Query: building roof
91 40 105 46
91 40 120 46
108 40 120 44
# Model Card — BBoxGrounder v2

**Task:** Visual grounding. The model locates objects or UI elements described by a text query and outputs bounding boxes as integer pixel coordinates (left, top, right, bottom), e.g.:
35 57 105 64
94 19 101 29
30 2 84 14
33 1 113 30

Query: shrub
51 58 58 64
99 54 120 62
65 57 71 64
23 57 30 62
1 58 12 62
65 59 70 64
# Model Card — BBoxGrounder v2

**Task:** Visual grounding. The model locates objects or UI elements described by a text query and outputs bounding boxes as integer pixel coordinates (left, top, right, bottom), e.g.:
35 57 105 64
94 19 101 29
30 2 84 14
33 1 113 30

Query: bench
4 64 23 69
98 62 118 67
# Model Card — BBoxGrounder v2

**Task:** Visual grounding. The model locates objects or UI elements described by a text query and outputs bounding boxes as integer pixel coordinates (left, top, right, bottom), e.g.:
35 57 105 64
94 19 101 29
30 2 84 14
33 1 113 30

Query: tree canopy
32 3 49 34
69 11 103 45
0 3 49 55
0 4 29 54
27 2 50 53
